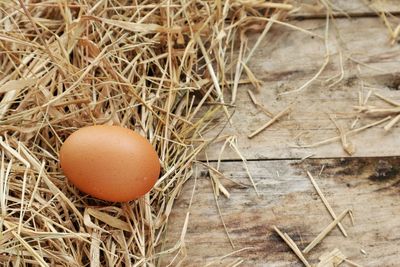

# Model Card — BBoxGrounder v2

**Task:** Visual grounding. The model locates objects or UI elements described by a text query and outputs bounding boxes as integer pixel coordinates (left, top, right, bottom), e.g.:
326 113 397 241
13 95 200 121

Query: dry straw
0 1 289 265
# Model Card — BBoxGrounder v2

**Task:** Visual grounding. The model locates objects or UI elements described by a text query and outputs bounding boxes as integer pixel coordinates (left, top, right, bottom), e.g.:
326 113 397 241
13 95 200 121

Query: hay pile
0 1 290 266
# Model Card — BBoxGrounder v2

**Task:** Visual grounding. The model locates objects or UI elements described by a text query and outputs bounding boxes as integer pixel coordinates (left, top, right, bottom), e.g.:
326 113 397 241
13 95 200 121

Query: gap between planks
200 156 399 164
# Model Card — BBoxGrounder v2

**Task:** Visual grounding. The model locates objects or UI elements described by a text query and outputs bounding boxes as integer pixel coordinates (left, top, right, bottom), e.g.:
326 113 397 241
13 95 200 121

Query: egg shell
60 125 160 202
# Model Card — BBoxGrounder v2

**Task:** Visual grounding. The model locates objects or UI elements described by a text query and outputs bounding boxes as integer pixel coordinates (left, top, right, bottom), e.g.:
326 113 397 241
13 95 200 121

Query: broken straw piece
303 209 352 254
374 92 400 107
248 105 292 139
384 114 400 131
300 116 391 148
317 248 345 267
307 171 347 237
273 226 311 267
247 90 274 117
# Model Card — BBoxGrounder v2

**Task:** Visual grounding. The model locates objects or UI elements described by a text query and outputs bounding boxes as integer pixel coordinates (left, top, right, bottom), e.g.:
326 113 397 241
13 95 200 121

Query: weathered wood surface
202 17 400 161
292 0 400 17
164 158 400 266
164 7 400 267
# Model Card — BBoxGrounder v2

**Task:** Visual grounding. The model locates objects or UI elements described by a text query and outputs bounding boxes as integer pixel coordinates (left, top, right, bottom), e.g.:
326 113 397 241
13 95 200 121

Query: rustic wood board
292 0 400 17
163 158 400 266
202 17 400 161
164 9 400 267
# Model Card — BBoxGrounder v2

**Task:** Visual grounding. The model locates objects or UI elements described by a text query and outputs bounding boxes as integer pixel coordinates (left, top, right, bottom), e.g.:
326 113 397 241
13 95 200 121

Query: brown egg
59 125 160 202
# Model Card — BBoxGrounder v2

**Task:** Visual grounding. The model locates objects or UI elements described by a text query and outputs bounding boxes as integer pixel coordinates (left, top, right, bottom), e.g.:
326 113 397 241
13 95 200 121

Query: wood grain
164 7 400 267
201 17 400 161
163 158 400 266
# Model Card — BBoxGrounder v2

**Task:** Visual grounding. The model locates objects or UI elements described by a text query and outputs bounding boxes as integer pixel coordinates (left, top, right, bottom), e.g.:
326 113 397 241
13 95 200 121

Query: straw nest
0 1 290 266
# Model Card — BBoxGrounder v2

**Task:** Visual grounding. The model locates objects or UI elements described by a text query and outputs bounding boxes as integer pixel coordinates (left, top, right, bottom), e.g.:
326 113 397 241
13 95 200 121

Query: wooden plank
163 157 400 266
202 17 400 161
292 0 400 17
